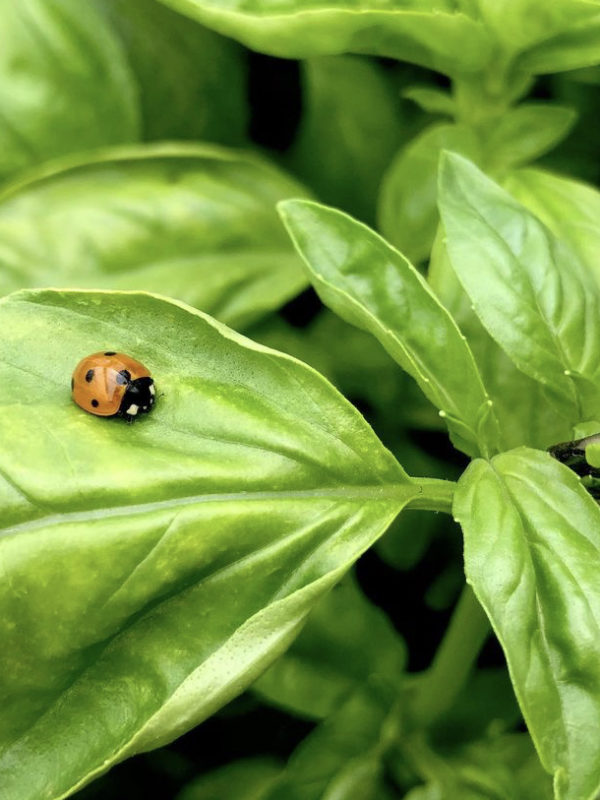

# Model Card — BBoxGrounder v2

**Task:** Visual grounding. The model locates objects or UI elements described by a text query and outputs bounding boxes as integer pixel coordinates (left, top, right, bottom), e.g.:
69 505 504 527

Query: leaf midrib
0 483 417 539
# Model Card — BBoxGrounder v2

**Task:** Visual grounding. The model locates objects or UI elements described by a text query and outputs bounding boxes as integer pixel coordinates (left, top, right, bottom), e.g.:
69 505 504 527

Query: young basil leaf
0 144 310 328
402 86 456 116
455 448 600 800
438 153 600 422
0 0 139 181
279 199 498 458
265 685 398 800
253 574 406 719
288 56 404 225
428 233 575 450
158 0 492 76
177 758 283 800
505 167 600 289
99 0 248 145
378 122 481 264
0 289 421 800
483 104 576 173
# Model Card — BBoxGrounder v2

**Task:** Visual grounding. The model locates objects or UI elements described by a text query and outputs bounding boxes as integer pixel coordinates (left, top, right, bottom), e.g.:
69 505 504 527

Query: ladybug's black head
118 377 156 421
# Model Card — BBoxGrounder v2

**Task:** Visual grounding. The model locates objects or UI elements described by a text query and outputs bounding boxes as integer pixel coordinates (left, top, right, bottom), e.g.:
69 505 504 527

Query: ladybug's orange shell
71 352 152 417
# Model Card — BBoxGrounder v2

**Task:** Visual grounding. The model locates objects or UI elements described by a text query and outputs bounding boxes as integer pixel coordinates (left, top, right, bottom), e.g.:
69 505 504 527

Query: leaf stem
410 584 490 727
407 477 456 514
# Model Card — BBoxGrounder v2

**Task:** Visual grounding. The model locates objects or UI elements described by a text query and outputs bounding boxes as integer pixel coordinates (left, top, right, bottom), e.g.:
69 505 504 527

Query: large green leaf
253 573 406 719
279 199 498 458
0 0 139 182
158 0 492 76
0 289 426 799
505 167 600 289
438 153 600 423
455 448 600 800
288 56 404 225
99 0 248 145
0 143 309 327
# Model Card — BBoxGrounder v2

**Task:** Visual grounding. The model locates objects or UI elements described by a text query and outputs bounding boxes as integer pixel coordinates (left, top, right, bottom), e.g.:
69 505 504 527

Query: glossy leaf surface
0 0 139 181
159 0 491 76
455 448 600 800
505 167 600 288
0 144 309 327
0 289 420 800
279 199 496 458
438 153 600 422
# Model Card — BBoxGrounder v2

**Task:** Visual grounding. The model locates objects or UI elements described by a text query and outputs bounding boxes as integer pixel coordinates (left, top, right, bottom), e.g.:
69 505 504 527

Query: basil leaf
99 0 248 145
438 153 600 422
177 758 283 800
378 122 481 264
158 0 491 76
253 574 406 719
455 448 600 800
289 56 404 225
0 144 309 327
279 199 498 458
505 167 600 289
0 0 139 181
0 289 419 800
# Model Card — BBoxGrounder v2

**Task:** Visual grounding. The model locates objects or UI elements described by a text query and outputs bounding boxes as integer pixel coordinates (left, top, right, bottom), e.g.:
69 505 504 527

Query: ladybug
71 352 156 422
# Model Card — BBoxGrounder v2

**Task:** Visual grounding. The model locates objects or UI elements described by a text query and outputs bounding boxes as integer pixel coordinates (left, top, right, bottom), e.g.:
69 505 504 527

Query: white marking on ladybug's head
142 405 148 411
149 384 156 396
126 404 139 415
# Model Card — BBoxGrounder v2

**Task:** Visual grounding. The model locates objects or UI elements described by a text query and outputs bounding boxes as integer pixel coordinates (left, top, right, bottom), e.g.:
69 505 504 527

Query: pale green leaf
279 199 498 458
158 0 492 76
0 143 310 327
0 0 139 181
455 448 600 800
402 86 455 116
428 232 574 451
0 289 420 800
438 153 600 422
505 167 600 289
483 104 576 173
378 123 481 264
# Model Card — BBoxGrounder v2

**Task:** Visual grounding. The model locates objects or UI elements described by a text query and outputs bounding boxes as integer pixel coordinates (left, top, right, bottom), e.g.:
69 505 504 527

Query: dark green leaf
0 289 420 799
455 448 600 800
0 144 310 327
279 199 498 458
0 0 139 181
177 758 283 800
99 0 248 145
253 574 406 719
289 56 404 225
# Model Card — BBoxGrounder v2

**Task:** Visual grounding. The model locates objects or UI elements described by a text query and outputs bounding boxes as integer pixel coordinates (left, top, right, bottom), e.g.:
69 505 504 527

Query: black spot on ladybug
116 369 131 386
91 399 99 408
85 369 94 383
104 351 116 356
71 377 74 390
